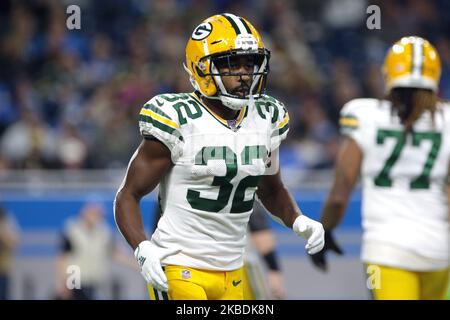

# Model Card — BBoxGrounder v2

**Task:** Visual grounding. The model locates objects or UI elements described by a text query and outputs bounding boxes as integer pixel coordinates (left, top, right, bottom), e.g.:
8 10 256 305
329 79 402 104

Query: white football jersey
139 92 289 270
340 98 450 270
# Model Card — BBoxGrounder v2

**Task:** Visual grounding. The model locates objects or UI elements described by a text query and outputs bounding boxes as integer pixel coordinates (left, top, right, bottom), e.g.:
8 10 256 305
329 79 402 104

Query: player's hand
134 240 180 292
292 215 325 255
310 230 343 272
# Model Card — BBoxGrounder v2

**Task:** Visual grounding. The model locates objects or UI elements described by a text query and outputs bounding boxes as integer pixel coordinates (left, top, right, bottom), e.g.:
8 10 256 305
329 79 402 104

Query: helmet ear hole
196 66 206 77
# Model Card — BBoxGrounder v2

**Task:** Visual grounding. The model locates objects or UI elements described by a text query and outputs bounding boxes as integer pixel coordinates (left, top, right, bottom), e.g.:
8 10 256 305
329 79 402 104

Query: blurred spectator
0 83 17 136
56 122 88 169
436 36 450 98
0 205 19 300
55 202 135 300
0 109 58 169
0 0 449 171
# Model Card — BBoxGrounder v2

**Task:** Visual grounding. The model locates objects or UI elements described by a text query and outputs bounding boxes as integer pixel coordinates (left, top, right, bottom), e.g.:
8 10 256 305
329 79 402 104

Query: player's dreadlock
387 87 437 133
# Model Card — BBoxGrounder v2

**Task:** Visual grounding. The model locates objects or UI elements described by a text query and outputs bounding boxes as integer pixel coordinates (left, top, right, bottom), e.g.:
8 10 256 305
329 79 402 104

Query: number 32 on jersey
187 145 268 214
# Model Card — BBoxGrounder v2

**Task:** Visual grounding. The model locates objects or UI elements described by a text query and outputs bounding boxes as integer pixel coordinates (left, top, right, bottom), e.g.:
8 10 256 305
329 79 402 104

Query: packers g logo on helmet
184 13 270 110
191 22 213 41
383 36 441 92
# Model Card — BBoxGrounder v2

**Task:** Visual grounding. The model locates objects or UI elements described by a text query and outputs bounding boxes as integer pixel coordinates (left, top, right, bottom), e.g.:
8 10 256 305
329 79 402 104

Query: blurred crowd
1 0 450 171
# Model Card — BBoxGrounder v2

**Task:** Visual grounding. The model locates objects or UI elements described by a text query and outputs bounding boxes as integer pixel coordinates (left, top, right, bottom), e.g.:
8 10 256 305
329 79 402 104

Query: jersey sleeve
339 99 369 149
269 98 290 151
139 95 184 161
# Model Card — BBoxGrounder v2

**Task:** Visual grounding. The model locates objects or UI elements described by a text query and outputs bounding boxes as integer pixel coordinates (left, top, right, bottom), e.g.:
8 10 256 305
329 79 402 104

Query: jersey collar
190 92 247 131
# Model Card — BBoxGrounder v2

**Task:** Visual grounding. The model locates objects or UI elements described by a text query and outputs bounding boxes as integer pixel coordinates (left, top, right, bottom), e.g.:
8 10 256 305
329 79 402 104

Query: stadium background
0 0 449 299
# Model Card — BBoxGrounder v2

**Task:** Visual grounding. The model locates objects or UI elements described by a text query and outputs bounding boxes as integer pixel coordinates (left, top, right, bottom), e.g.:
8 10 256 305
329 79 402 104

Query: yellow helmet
383 36 441 92
184 13 270 110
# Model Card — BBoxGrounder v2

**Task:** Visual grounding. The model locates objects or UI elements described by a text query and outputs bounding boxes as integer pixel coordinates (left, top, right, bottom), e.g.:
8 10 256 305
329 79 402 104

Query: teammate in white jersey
310 36 450 299
114 13 325 300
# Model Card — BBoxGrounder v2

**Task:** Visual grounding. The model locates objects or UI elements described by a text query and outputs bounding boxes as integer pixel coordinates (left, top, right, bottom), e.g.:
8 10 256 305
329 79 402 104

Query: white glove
134 240 180 292
293 215 325 255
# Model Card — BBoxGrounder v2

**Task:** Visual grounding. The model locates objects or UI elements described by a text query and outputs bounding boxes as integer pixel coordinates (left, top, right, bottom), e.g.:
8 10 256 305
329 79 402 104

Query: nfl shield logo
181 269 191 279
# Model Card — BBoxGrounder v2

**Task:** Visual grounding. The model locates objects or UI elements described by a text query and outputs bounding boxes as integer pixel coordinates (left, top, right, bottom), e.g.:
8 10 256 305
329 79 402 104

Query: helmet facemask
210 50 270 110
196 48 270 110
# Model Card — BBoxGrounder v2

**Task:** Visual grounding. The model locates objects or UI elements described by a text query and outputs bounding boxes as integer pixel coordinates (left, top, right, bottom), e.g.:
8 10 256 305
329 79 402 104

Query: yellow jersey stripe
277 113 290 129
140 109 179 129
236 106 246 125
339 117 359 127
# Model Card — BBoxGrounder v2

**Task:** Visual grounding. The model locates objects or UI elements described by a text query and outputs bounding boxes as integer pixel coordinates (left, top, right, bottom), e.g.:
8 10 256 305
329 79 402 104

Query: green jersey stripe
139 115 184 141
143 104 172 120
341 124 358 129
271 123 289 137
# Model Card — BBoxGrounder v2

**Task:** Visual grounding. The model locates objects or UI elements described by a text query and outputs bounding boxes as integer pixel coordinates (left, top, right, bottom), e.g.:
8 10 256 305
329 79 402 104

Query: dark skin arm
321 137 362 230
309 137 362 270
114 139 172 250
257 169 301 228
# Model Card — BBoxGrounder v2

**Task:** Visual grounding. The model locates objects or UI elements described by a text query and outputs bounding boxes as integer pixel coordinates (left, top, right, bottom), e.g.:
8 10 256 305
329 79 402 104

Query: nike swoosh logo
155 99 164 106
232 280 242 287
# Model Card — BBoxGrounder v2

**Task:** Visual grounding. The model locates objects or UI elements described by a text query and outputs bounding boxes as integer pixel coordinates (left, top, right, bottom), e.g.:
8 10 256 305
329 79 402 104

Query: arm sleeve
339 99 368 150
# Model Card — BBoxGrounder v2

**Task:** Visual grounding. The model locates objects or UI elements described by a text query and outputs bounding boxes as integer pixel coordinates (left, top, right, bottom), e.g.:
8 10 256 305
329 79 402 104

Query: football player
114 13 325 300
310 36 450 299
